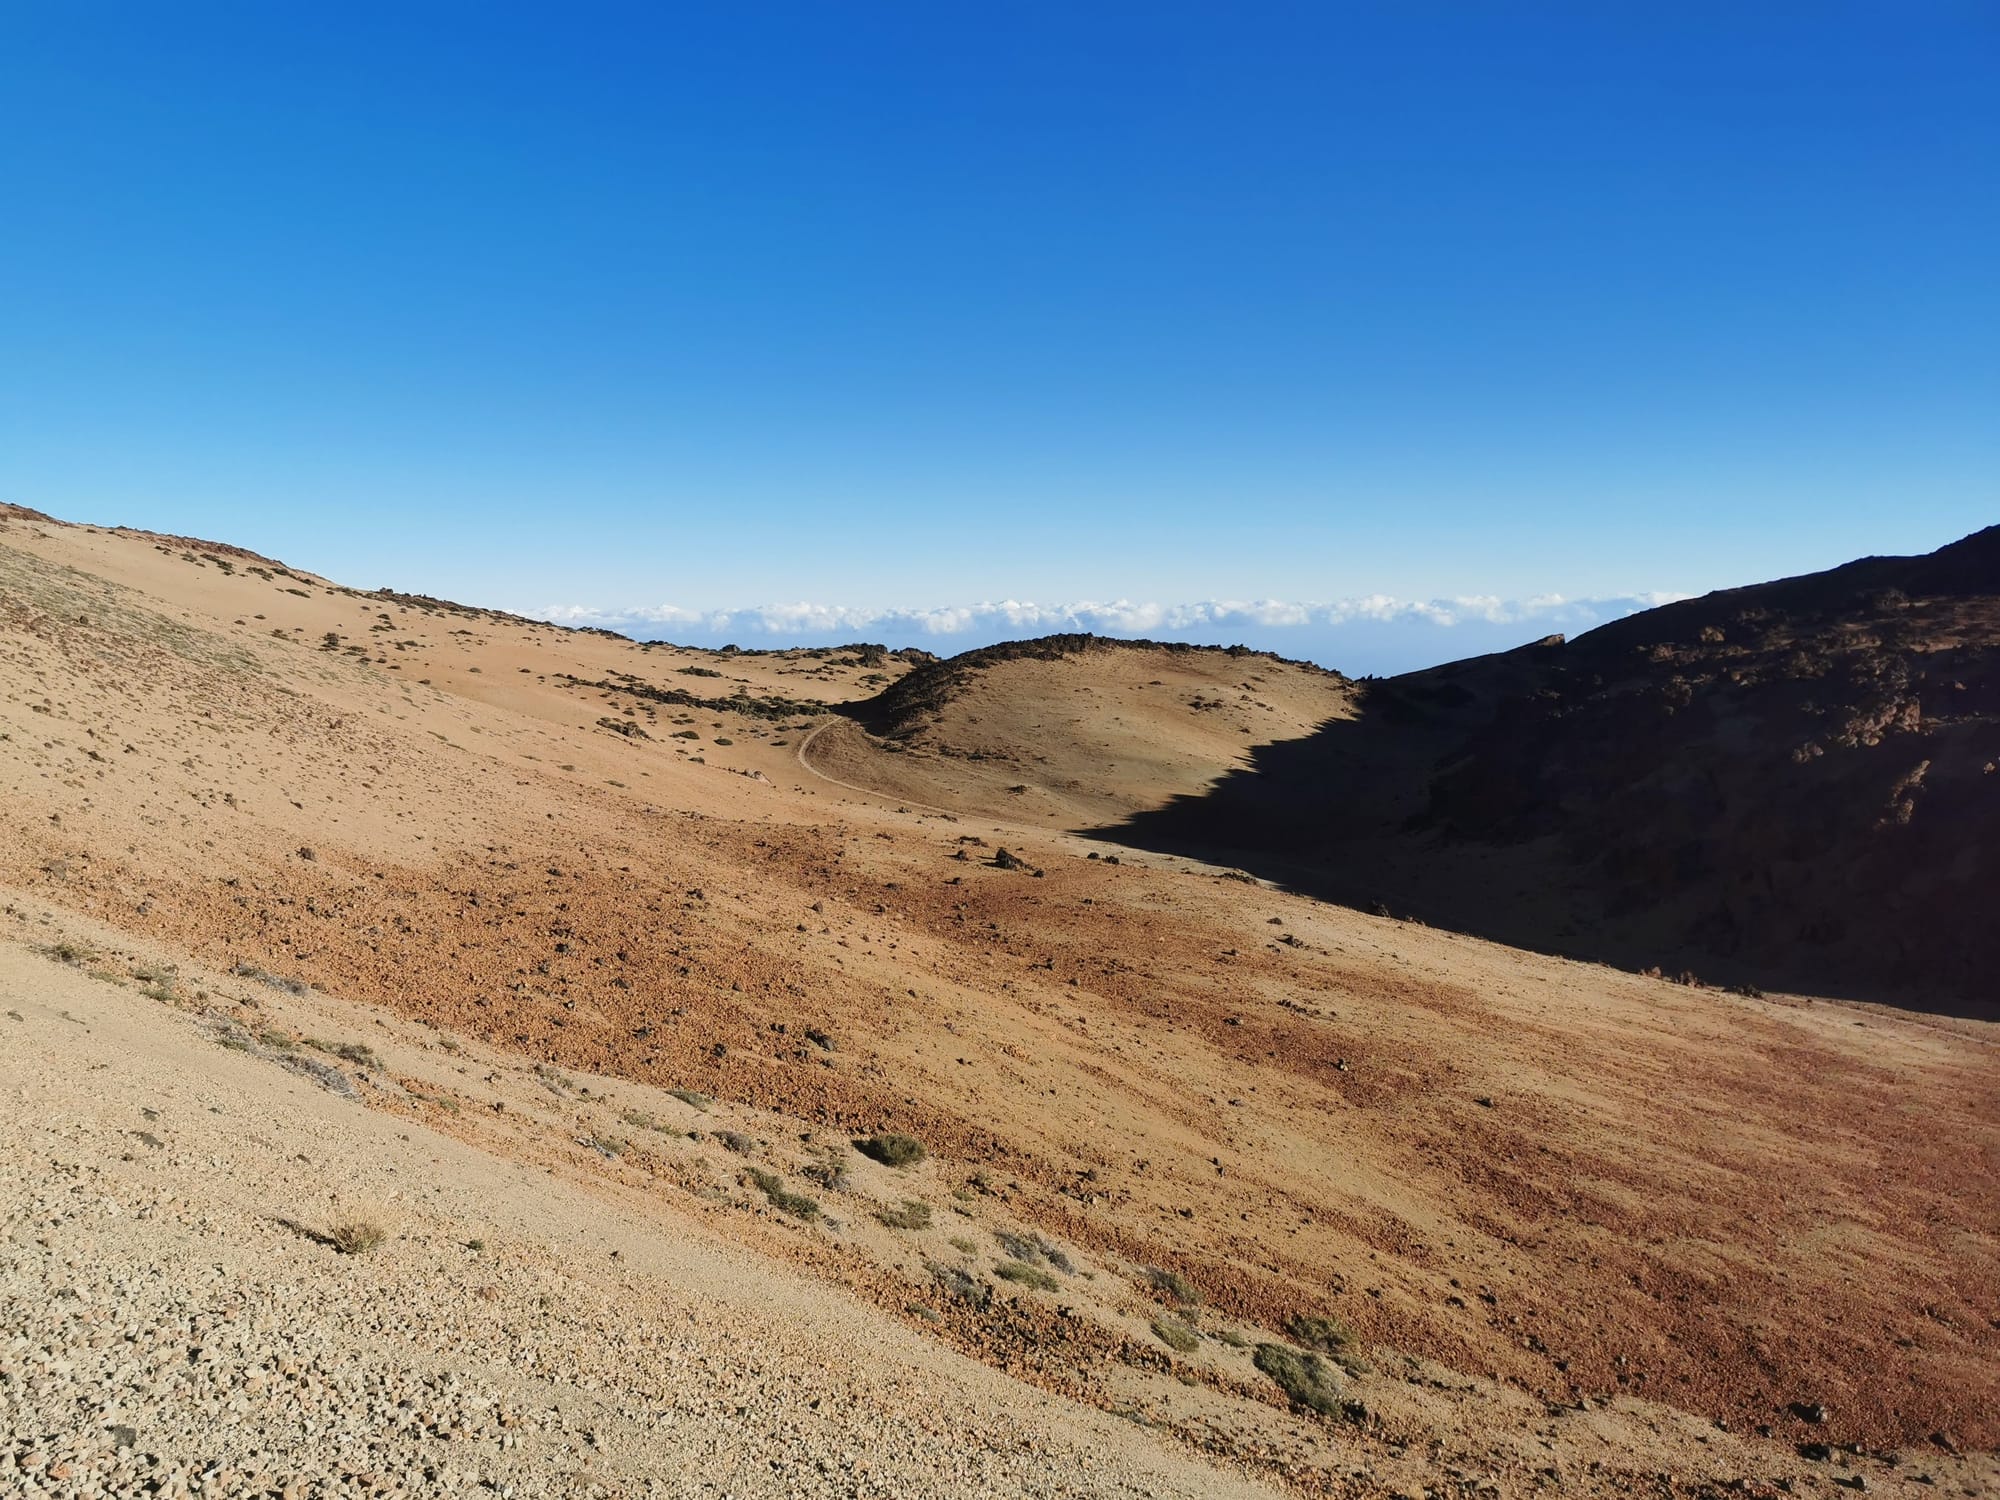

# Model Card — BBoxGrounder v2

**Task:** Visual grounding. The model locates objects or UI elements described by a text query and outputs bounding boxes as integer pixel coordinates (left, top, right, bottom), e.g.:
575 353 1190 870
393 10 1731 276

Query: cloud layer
535 591 1686 638
529 590 1689 676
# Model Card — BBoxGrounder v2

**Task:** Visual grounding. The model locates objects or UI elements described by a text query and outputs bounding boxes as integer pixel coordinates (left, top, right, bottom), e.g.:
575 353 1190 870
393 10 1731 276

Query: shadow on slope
1092 528 2000 1019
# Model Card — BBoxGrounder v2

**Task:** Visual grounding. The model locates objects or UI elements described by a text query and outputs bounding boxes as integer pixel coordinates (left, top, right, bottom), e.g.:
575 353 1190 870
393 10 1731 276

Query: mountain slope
823 529 2000 1013
805 633 1354 830
1107 525 2000 1013
3 505 1997 1491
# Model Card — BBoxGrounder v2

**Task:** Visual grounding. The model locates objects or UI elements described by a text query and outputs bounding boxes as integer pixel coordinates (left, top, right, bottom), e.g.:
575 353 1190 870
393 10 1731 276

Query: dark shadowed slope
1100 526 2000 1015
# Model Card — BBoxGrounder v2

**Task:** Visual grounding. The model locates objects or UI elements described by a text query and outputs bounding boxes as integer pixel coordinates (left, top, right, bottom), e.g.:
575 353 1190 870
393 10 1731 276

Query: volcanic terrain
2 504 1995 1498
833 531 2000 1017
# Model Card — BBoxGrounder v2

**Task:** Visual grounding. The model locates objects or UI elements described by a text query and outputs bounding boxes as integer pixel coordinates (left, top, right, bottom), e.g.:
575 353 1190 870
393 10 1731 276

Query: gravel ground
0 945 1283 1500
5 925 1990 1500
0 1180 1184 1497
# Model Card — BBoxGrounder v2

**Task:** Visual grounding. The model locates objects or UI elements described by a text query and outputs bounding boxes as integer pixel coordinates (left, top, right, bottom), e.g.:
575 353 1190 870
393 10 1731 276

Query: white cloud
530 590 1688 641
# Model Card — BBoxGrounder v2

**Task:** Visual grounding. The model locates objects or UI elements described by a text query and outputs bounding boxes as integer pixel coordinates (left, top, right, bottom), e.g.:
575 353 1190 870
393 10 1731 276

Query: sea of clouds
530 591 1689 676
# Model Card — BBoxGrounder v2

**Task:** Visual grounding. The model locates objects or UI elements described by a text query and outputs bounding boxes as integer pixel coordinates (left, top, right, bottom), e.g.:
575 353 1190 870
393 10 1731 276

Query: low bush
802 1158 851 1192
1287 1313 1371 1376
995 1230 1075 1274
993 1262 1058 1291
1152 1318 1200 1353
854 1133 926 1168
745 1167 820 1220
926 1262 991 1309
1254 1343 1343 1415
878 1200 933 1230
308 1038 380 1070
1144 1267 1200 1306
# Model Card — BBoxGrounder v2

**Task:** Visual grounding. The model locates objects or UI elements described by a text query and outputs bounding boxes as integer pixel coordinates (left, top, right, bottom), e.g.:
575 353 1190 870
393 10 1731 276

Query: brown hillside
823 529 2000 1015
1105 526 2000 1016
3 506 1997 1494
812 634 1354 830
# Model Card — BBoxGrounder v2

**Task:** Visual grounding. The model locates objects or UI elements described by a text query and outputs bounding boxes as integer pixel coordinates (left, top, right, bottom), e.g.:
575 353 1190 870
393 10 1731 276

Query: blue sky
1 3 1993 671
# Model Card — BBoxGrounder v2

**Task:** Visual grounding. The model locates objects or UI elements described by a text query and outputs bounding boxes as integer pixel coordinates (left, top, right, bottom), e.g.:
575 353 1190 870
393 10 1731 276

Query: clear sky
1 4 1994 671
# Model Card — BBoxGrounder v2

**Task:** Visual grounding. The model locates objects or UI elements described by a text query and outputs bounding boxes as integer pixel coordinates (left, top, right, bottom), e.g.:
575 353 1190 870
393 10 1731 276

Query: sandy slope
810 636 1354 829
2 505 1997 1496
832 535 2000 1016
0 939 1282 1499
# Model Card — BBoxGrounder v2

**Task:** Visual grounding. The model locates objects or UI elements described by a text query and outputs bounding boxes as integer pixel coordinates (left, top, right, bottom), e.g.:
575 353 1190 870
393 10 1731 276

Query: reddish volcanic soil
3 504 1996 1496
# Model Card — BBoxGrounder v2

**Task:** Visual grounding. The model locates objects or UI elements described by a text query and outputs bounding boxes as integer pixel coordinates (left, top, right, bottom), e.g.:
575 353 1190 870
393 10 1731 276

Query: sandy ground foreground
0 943 1285 1499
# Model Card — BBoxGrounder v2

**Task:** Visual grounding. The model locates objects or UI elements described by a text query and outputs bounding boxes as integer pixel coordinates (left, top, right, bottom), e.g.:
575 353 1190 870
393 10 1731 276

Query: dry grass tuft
993 1261 1058 1291
1287 1313 1371 1376
877 1200 933 1230
1152 1317 1200 1353
328 1216 388 1255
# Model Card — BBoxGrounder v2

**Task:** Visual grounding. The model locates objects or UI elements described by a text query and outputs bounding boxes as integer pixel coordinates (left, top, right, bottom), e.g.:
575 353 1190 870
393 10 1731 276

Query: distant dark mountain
1103 526 2000 1016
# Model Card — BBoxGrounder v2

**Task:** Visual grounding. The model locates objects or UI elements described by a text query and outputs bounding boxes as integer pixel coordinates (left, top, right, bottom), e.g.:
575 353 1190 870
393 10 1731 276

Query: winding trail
795 715 978 821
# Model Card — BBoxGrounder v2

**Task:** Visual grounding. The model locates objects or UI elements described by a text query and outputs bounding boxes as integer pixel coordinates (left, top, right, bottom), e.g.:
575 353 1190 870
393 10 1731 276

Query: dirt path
797 716 968 820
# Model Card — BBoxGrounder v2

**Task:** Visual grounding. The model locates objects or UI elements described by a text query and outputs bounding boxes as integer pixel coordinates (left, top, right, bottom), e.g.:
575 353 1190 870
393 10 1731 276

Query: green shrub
1144 1267 1200 1306
745 1167 820 1220
878 1200 933 1231
993 1262 1059 1291
854 1133 926 1168
1152 1318 1200 1353
772 1187 819 1218
1287 1313 1371 1375
1254 1343 1343 1415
